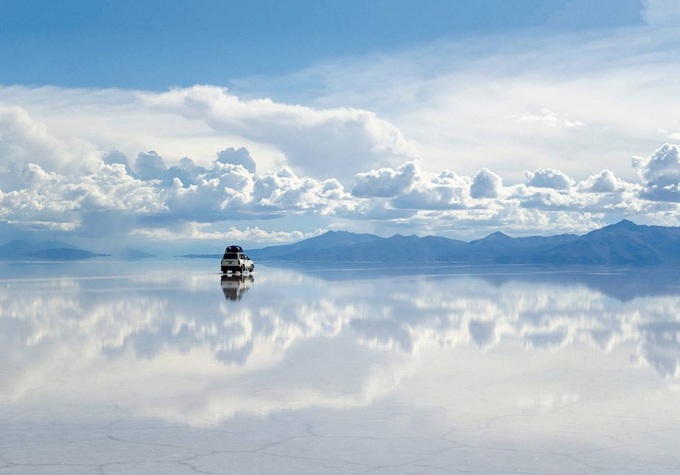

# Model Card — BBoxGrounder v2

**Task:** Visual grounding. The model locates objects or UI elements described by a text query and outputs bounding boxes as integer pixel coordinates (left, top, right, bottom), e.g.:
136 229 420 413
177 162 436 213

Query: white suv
221 245 255 274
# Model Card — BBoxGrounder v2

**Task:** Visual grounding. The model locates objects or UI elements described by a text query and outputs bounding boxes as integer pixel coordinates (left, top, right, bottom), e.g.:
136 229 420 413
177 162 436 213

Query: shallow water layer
1 260 680 474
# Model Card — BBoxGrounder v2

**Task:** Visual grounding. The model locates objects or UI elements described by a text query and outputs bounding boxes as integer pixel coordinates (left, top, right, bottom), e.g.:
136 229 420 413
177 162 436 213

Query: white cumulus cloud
577 169 630 193
352 162 418 198
391 169 472 210
633 143 680 202
2 83 680 245
524 168 576 190
471 168 504 199
143 85 417 184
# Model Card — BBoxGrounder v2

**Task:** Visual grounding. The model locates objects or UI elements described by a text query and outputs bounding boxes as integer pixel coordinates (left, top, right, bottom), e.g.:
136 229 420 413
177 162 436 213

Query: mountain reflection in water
1 262 680 427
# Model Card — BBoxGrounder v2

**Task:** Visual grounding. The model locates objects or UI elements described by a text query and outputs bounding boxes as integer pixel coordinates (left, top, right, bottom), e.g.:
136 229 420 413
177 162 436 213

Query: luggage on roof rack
225 245 244 253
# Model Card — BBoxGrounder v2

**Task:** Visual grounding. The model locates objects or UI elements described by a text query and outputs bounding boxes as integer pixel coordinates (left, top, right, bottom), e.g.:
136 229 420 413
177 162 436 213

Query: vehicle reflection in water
221 273 254 301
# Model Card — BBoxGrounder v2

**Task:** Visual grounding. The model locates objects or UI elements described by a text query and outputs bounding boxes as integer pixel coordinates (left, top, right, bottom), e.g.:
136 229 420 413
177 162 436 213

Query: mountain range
0 240 155 261
3 220 679 265
246 220 680 266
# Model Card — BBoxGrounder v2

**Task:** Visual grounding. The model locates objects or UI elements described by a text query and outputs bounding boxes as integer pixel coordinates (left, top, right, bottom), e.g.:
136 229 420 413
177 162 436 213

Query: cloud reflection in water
1 263 680 426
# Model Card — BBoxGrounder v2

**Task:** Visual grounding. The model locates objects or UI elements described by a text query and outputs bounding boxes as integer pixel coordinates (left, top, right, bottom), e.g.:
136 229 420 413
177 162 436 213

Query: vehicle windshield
223 253 238 259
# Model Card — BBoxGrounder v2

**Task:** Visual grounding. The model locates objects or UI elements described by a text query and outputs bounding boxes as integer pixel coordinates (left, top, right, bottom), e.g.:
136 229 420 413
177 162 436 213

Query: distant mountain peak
614 219 638 228
388 234 419 240
26 248 109 261
470 231 513 246
322 230 351 236
602 219 643 232
487 231 511 239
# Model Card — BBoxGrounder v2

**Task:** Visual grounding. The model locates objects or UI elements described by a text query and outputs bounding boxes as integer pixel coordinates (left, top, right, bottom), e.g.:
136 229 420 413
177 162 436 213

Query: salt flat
1 260 679 474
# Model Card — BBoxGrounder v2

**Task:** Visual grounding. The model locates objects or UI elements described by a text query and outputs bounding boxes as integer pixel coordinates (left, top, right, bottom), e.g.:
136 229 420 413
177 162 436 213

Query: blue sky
1 0 680 253
0 0 645 89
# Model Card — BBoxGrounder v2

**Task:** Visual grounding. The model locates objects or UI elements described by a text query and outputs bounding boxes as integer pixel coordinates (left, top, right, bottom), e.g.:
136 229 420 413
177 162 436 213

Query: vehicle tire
221 267 227 273
241 264 245 273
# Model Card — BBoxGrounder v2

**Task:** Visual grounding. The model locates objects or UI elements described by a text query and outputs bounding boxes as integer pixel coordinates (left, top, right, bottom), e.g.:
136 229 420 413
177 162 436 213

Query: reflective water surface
1 260 680 473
